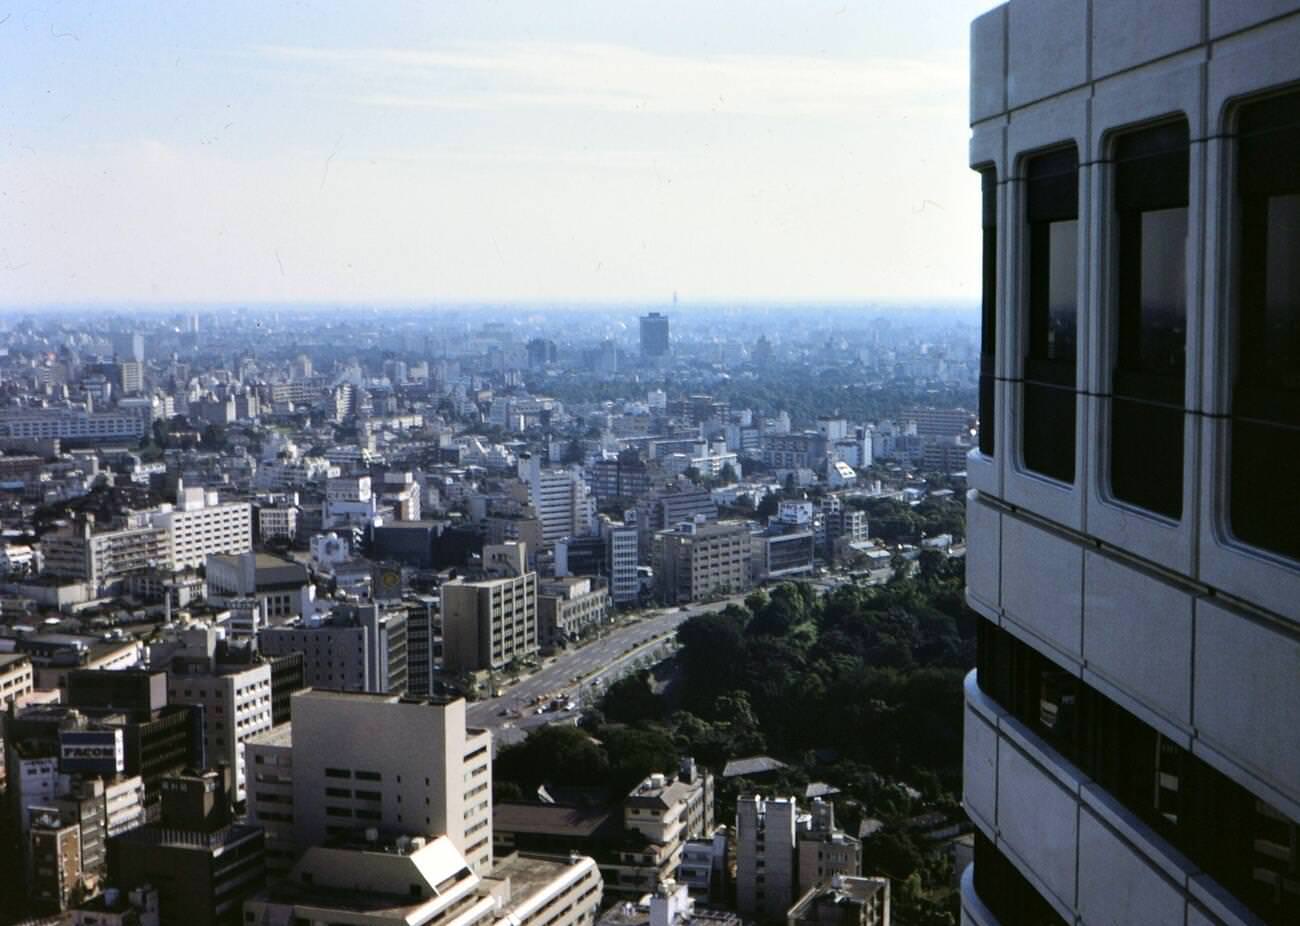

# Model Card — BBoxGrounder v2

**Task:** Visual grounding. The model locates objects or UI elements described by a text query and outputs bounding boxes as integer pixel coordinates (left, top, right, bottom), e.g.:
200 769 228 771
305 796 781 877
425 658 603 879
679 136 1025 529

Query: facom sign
59 729 125 774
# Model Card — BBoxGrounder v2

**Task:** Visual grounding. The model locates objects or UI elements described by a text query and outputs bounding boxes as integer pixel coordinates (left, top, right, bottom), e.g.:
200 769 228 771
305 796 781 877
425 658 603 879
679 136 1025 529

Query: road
465 595 745 745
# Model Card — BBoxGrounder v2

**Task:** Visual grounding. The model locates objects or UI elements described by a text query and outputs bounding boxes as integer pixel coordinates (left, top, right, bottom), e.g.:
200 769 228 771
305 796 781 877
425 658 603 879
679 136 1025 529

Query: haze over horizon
3 1 998 307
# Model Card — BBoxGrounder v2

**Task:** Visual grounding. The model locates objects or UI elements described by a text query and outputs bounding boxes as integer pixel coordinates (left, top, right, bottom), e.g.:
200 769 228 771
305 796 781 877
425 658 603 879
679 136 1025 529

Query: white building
962 4 1300 926
150 483 252 570
603 517 640 606
519 456 595 548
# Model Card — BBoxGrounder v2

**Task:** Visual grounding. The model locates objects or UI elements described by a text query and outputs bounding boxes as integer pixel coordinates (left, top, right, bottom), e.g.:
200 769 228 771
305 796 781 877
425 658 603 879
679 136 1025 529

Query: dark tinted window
979 166 997 456
1111 120 1189 518
1023 146 1079 482
1233 89 1300 559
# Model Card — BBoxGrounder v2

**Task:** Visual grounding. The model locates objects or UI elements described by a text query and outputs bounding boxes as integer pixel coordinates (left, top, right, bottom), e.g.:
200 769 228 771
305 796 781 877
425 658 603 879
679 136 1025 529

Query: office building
962 4 1300 925
244 690 493 875
259 601 408 694
637 487 718 560
166 657 272 803
603 516 641 606
205 551 311 621
640 312 670 359
404 594 439 698
653 520 752 605
441 545 538 672
537 577 610 647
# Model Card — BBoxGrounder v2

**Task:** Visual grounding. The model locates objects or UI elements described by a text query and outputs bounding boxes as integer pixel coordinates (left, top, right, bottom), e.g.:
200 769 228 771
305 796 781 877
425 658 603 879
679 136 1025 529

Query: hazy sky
2 1 998 306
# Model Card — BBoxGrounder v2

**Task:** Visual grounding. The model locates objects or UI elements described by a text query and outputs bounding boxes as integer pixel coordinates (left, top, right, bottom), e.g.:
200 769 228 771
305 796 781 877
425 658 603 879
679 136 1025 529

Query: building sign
59 729 125 774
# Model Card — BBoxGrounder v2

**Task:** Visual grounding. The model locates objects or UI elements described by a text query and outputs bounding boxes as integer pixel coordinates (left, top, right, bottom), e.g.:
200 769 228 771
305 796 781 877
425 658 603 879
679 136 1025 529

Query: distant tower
639 312 670 361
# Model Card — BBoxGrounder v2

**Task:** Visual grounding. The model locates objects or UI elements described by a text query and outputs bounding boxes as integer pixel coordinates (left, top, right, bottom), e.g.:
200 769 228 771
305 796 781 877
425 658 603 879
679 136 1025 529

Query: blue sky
1 1 999 305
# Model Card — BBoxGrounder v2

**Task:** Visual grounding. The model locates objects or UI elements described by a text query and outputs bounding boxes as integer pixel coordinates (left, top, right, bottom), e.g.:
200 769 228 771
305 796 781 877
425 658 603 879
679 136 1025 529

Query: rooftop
722 755 788 778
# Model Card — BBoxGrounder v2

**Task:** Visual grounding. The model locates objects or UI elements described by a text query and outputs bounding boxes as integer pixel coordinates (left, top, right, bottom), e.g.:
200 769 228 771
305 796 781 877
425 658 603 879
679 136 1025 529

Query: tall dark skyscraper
962 3 1299 926
639 312 670 360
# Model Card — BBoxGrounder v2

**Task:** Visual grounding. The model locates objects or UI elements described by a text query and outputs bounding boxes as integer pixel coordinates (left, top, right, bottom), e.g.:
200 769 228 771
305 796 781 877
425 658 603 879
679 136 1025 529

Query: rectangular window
1233 89 1300 559
1111 119 1190 518
980 166 998 456
1024 146 1079 482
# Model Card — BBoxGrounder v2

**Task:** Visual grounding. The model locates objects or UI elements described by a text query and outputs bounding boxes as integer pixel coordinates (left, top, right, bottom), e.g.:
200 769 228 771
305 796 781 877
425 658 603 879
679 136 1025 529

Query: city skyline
3 0 997 306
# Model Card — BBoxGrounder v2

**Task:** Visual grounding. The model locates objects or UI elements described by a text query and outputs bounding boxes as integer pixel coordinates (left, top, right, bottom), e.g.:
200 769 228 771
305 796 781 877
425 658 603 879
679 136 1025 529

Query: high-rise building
962 5 1300 925
640 312 670 359
518 456 595 549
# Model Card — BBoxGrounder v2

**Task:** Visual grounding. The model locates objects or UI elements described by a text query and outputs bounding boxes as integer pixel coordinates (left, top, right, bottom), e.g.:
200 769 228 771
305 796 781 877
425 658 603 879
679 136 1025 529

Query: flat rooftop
247 723 293 747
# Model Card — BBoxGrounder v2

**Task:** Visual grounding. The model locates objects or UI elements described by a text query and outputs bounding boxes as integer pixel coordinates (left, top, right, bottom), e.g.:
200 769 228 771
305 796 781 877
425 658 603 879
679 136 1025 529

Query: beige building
1 653 34 709
537 577 610 647
441 545 538 672
614 760 714 895
653 520 752 605
41 515 169 587
245 689 493 875
244 835 602 926
795 801 861 896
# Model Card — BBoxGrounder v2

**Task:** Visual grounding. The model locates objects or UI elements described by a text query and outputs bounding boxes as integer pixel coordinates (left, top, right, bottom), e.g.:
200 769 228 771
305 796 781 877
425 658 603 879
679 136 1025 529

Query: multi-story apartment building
614 759 715 895
244 690 493 875
794 800 860 897
735 795 797 923
1 653 34 709
653 520 752 605
787 876 889 926
962 4 1300 925
40 515 169 587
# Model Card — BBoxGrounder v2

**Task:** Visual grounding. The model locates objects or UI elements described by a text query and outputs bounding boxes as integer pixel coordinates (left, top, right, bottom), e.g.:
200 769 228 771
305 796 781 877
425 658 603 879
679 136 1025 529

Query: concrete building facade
653 521 752 605
246 690 494 875
963 4 1300 925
